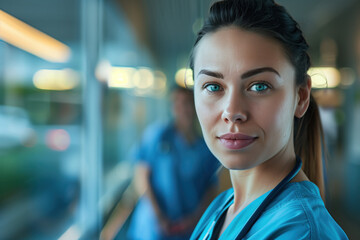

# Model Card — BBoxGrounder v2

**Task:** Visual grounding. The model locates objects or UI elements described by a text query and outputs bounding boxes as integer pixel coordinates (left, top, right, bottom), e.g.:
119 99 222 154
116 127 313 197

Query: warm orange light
308 67 340 88
108 66 167 97
175 68 193 88
153 71 167 91
0 10 71 62
133 68 154 89
33 69 80 90
108 67 136 88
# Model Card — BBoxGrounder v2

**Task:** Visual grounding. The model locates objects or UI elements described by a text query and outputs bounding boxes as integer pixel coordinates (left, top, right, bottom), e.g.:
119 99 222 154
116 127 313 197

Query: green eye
250 83 269 92
205 84 221 92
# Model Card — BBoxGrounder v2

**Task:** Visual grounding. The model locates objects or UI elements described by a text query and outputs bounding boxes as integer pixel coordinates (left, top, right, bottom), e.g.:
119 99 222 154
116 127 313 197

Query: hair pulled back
190 0 325 199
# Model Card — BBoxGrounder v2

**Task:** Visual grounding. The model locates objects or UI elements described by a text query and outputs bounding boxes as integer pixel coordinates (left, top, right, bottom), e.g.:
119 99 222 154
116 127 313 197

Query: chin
217 156 257 170
223 163 255 171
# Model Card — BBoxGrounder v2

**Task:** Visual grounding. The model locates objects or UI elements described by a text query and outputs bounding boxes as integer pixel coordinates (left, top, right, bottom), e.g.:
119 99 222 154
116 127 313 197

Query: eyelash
248 82 271 93
203 83 223 93
202 81 272 95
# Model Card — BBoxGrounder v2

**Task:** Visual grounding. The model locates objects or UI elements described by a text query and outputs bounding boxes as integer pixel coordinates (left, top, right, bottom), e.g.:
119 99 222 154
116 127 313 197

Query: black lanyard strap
235 157 302 240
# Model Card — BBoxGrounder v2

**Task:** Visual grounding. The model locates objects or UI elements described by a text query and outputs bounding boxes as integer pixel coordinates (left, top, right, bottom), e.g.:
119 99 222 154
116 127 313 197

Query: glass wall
0 0 83 239
0 0 167 239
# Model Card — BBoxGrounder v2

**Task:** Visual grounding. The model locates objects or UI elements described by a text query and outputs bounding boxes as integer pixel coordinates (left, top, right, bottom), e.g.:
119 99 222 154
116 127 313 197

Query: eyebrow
197 69 224 79
241 67 280 79
197 67 280 79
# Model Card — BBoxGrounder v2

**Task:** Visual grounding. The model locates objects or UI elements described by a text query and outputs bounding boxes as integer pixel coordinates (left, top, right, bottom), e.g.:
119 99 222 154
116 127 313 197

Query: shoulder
133 121 171 161
249 181 348 239
142 121 172 142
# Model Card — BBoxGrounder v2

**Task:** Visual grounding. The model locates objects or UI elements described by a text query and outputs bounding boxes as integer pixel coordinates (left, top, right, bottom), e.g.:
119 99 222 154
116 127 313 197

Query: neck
229 150 302 214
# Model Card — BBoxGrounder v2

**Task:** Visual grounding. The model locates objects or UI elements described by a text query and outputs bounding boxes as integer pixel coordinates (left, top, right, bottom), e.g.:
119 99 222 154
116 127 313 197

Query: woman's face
193 27 305 170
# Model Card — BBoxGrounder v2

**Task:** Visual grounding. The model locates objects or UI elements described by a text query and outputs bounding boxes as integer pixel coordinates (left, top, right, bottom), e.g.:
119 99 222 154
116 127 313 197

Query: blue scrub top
128 122 220 240
191 181 348 240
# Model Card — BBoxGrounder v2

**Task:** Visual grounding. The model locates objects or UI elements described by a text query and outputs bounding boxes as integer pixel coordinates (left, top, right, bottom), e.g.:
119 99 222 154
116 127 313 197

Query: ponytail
294 94 325 200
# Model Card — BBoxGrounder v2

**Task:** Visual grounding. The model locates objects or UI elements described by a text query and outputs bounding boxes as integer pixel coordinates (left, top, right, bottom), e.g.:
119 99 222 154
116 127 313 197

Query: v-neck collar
207 190 272 239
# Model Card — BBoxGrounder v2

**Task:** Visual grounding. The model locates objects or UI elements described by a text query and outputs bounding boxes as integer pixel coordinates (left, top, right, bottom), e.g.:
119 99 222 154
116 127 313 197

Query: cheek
256 94 295 139
194 93 218 139
195 95 210 128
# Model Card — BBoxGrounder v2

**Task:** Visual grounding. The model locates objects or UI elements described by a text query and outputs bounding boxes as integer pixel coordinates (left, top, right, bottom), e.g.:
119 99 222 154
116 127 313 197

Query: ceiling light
0 10 71 62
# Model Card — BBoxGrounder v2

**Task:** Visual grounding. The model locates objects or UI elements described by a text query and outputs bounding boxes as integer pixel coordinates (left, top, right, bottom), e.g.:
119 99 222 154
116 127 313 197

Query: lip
218 133 257 150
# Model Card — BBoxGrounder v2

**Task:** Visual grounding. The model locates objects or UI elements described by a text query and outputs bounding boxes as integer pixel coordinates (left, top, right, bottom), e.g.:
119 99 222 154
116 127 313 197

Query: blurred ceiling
0 0 358 69
0 0 81 43
120 0 359 67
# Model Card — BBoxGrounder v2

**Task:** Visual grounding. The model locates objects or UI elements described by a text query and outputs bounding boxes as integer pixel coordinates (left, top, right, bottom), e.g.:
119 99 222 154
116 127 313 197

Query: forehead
194 26 293 74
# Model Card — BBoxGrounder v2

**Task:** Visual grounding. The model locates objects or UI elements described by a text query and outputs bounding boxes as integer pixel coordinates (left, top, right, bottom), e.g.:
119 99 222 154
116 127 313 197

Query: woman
189 0 348 239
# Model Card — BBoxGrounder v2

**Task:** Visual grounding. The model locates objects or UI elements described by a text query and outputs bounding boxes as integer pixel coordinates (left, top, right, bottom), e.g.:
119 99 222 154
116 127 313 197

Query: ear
295 76 312 118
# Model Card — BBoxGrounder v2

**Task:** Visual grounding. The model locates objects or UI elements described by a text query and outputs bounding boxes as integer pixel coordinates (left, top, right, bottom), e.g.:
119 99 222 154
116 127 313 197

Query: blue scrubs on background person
191 181 348 239
127 86 220 240
127 121 220 240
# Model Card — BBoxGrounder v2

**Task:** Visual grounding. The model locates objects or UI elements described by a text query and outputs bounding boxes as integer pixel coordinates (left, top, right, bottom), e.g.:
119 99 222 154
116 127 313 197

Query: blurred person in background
127 86 220 240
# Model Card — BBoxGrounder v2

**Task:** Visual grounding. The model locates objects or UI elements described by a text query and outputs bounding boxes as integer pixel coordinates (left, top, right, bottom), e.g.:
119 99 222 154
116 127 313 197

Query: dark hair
190 0 325 199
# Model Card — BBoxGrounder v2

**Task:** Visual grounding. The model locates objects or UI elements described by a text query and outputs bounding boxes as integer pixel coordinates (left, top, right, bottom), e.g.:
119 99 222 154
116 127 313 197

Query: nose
221 91 247 123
